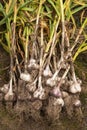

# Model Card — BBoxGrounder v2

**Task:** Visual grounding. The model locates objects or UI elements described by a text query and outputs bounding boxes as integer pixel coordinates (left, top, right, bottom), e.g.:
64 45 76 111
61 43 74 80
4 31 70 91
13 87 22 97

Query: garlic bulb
54 97 64 107
69 81 81 94
43 65 52 77
20 73 31 82
4 78 13 100
0 84 9 94
28 58 39 69
26 79 37 93
46 77 57 87
73 99 81 107
50 87 62 97
4 92 14 101
33 88 45 100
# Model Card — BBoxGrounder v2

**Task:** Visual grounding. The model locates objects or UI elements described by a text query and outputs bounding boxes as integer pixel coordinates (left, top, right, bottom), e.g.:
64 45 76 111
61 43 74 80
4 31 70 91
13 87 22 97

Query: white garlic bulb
43 65 52 77
28 58 39 69
46 77 57 87
0 84 9 94
20 73 31 82
54 98 64 107
69 82 81 94
33 88 45 100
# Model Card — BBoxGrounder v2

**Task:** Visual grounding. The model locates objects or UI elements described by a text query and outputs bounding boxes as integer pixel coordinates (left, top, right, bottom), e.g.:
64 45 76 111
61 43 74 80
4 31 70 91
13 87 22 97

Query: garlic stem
25 26 29 73
50 59 64 80
70 61 77 83
8 78 13 95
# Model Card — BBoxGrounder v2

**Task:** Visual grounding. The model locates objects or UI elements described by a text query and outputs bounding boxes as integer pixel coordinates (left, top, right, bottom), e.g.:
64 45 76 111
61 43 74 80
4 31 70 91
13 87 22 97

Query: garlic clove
43 65 52 77
20 73 31 82
54 97 64 107
28 58 39 69
69 82 81 94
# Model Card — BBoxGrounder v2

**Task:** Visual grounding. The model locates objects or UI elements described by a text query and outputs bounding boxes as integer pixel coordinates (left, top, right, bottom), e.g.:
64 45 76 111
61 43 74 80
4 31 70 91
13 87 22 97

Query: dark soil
0 46 87 130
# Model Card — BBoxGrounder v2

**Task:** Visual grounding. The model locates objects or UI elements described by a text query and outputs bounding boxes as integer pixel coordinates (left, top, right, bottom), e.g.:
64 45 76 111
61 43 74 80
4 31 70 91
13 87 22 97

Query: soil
0 46 87 130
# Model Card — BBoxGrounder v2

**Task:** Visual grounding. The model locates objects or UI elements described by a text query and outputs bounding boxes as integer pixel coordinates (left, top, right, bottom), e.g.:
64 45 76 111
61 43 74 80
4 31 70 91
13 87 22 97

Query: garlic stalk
4 78 14 101
20 26 31 82
43 17 61 80
46 4 66 86
4 8 16 101
33 76 45 100
64 25 81 93
69 62 81 94
33 18 45 100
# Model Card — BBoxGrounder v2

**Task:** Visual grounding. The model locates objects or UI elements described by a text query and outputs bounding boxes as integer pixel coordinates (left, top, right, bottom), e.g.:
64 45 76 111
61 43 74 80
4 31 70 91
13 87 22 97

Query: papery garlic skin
20 73 31 82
